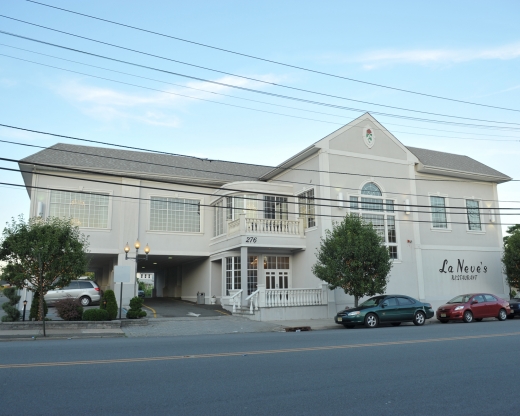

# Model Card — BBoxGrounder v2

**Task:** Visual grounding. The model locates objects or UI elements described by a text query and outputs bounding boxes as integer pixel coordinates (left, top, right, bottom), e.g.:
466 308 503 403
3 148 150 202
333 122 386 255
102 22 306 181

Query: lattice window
150 197 200 233
49 190 109 228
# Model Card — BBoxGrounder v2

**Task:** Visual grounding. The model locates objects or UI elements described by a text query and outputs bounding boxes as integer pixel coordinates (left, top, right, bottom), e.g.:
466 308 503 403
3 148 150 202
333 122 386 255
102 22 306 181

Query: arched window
349 182 398 260
361 182 382 196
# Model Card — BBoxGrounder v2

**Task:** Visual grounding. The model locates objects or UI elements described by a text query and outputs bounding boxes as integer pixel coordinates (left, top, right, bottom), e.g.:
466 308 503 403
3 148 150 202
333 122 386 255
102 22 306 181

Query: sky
0 0 519 233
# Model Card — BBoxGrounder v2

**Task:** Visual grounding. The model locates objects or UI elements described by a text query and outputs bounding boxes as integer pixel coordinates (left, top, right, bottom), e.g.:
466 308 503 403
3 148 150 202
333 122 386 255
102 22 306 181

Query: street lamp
122 240 151 313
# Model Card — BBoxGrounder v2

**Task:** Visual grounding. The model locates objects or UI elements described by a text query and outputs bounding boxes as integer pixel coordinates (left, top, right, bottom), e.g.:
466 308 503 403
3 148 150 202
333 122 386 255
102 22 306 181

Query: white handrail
246 289 260 313
229 289 242 313
265 288 324 307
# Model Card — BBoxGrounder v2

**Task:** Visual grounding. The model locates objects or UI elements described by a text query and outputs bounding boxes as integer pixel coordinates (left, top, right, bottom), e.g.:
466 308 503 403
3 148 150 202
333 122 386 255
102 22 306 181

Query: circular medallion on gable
363 126 375 148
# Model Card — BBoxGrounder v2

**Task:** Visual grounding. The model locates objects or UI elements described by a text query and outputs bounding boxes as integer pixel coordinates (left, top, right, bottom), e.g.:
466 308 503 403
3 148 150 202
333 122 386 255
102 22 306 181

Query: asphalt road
1 319 520 415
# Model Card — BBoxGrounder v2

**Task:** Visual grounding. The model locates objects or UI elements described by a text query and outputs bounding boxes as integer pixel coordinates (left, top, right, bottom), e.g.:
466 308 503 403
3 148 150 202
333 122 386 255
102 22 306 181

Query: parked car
334 295 434 329
138 289 145 299
44 280 101 306
436 293 511 323
508 295 520 318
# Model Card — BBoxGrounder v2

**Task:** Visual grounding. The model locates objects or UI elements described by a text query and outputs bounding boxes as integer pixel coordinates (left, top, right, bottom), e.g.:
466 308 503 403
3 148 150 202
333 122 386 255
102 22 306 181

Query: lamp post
121 240 150 319
22 300 27 322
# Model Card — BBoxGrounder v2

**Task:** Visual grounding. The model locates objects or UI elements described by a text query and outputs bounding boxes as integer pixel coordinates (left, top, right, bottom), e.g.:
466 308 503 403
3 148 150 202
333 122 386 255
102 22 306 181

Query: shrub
126 296 147 319
82 308 109 321
54 296 83 321
29 291 48 321
100 289 118 320
1 287 21 322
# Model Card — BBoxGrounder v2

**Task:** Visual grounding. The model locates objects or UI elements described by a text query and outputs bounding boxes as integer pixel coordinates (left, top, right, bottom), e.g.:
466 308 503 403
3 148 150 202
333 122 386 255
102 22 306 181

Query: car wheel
439 319 449 323
391 322 401 326
498 309 507 321
475 318 483 322
413 311 426 326
343 324 355 329
80 296 91 307
364 313 379 328
463 310 473 323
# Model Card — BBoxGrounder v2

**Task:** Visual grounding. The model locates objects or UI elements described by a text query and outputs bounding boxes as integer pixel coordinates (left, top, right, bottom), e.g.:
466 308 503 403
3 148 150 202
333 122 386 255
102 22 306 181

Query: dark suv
44 280 101 306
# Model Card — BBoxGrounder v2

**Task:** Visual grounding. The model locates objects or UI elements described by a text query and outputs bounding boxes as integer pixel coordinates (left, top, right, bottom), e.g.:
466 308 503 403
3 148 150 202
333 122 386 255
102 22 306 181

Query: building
19 113 511 319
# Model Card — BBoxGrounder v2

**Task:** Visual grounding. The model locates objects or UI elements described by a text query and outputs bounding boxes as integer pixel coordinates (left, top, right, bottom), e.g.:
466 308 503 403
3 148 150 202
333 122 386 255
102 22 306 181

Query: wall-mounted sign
439 259 488 281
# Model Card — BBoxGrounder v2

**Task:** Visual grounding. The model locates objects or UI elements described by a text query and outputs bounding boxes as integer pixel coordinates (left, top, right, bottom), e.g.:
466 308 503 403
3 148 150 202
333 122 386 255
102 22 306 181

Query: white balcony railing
227 214 304 237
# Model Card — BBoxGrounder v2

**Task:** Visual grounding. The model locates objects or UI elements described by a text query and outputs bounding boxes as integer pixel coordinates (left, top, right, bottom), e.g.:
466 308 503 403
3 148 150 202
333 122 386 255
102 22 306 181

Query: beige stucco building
19 113 511 319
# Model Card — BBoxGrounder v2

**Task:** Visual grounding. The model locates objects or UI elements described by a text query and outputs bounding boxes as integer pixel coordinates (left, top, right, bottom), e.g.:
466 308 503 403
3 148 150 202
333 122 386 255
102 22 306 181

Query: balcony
227 214 304 238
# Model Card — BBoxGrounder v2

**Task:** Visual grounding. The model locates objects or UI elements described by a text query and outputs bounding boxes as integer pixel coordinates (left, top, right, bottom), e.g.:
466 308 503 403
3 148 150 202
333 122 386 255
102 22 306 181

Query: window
226 194 257 220
350 183 398 260
50 190 110 228
431 196 448 229
385 297 398 306
78 281 94 289
225 257 241 295
397 297 415 305
150 197 200 232
466 200 481 231
298 189 316 228
483 294 497 302
247 256 258 295
264 196 288 220
264 256 289 289
213 200 224 237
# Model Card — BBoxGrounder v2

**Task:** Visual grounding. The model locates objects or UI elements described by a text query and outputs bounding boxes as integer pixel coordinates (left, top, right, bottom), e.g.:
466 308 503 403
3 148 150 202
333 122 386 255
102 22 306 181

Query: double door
265 271 288 289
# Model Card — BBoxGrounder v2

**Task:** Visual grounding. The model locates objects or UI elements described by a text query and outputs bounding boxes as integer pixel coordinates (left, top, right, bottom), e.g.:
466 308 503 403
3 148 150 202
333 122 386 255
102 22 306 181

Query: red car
436 293 511 323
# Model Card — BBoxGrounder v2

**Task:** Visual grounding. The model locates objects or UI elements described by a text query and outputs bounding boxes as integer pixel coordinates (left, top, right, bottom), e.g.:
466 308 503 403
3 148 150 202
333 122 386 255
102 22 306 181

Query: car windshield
447 294 472 304
359 296 385 307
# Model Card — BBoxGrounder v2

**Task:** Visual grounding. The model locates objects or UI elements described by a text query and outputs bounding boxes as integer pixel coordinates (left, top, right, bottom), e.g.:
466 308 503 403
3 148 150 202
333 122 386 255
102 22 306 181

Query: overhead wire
1 155 517 212
1 168 517 221
0 26 520 131
1 123 516 184
1 43 519 142
2 137 519 205
22 0 520 114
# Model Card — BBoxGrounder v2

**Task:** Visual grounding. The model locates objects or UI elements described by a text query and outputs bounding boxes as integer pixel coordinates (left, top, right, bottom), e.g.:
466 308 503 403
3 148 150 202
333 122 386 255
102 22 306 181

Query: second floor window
150 197 200 233
466 200 481 231
298 189 316 228
50 190 109 228
226 194 257 220
350 182 398 260
213 200 224 236
264 196 288 220
430 196 448 229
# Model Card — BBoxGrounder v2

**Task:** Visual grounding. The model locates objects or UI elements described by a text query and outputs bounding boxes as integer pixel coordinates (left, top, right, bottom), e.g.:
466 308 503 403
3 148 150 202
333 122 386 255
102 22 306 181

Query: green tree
312 214 393 307
126 296 147 319
502 224 520 295
0 216 89 330
101 289 118 320
29 291 48 321
1 287 21 322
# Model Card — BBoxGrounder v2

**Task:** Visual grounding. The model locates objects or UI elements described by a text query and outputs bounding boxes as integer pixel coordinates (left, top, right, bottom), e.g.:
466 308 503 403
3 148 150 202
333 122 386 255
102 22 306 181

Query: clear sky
0 0 519 232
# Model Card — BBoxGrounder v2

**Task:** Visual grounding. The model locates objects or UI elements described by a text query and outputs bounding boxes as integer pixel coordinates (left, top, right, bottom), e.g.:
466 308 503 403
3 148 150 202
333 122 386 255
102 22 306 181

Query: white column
240 246 248 306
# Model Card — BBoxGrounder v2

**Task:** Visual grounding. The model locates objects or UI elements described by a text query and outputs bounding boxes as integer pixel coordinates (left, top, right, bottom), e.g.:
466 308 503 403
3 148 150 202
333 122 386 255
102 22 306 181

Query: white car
45 280 101 306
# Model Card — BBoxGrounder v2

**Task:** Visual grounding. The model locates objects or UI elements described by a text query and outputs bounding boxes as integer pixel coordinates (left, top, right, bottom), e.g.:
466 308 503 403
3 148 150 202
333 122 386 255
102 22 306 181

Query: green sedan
334 295 434 329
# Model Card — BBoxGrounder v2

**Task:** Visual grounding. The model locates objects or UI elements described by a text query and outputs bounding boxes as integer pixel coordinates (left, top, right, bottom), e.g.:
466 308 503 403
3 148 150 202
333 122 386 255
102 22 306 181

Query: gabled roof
20 143 272 184
407 146 511 183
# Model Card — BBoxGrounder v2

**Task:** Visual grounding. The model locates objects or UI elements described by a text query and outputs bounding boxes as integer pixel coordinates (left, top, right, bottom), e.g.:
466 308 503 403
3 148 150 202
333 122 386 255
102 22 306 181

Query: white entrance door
264 256 290 289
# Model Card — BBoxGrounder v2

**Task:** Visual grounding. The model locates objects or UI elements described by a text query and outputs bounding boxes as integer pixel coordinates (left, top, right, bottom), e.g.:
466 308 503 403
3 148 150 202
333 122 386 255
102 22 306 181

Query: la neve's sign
439 259 488 281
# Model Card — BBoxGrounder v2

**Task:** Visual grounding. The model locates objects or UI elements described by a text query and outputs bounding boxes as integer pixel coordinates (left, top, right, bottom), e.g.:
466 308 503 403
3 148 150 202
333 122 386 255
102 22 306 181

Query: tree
1 287 21 322
101 289 118 320
126 296 147 319
312 214 393 307
502 224 520 295
0 216 89 333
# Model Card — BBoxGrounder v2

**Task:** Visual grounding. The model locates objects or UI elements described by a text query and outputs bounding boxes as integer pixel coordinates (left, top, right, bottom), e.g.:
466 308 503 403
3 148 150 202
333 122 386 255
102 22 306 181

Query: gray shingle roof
406 146 510 181
20 143 272 183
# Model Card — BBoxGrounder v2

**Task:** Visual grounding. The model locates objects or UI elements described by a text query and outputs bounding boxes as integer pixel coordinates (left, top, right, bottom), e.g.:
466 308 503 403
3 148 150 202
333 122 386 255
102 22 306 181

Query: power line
23 0 520 114
0 25 519 130
1 170 517 221
1 123 515 184
1 43 519 143
2 137 519 205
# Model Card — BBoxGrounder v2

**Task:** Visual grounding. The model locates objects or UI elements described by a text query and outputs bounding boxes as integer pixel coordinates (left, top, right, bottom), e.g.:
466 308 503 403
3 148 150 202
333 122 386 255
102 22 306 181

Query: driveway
141 297 230 318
